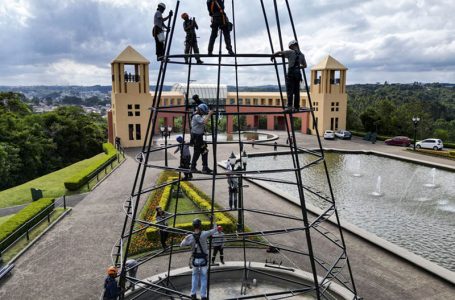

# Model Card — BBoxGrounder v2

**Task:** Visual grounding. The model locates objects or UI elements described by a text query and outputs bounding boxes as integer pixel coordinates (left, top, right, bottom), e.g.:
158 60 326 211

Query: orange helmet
107 266 118 276
181 13 188 19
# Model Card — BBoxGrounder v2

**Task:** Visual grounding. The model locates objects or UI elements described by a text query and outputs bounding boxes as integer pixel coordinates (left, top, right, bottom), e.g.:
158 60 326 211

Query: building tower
108 45 152 148
310 55 348 135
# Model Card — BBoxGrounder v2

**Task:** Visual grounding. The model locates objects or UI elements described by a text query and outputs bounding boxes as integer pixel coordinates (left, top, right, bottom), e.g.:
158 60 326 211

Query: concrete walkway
0 134 453 299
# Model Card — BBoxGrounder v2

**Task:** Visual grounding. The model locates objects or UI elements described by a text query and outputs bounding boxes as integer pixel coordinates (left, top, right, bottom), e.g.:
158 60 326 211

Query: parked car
335 130 352 140
323 130 335 140
416 139 443 150
385 136 411 147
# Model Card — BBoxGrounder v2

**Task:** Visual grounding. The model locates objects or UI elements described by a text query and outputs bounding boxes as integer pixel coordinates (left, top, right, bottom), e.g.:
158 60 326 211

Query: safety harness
192 233 208 267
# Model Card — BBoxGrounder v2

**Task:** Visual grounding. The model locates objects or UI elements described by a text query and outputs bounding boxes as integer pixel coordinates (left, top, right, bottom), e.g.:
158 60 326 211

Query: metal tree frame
113 1 359 299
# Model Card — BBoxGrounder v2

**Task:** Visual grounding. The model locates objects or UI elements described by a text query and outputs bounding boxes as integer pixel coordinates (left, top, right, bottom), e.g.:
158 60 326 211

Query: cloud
0 0 454 85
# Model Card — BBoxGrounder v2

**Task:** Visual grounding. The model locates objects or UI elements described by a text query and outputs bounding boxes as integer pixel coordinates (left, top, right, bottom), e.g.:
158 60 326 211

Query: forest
0 92 107 190
346 83 455 142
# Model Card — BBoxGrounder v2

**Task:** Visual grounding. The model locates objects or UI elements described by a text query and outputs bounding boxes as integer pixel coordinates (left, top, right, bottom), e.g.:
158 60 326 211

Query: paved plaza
0 132 454 299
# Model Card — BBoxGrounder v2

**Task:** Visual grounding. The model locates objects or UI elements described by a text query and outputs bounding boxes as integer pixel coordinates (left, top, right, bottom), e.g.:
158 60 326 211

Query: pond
247 153 455 271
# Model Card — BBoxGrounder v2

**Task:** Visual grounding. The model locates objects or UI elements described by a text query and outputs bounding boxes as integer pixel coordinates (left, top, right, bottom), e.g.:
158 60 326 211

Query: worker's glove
270 56 275 62
169 10 173 17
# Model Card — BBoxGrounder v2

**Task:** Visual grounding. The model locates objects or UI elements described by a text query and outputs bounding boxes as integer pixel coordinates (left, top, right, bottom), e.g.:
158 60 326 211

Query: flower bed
129 171 236 255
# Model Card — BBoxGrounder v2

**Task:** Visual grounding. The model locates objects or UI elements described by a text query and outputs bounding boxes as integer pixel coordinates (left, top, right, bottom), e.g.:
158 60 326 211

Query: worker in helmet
271 40 307 112
211 225 225 264
153 3 173 61
103 266 120 300
180 218 218 300
190 103 214 174
181 13 204 64
174 135 192 180
206 0 234 56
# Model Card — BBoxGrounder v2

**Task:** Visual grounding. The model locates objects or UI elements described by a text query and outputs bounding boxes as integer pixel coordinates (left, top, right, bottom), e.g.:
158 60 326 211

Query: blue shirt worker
181 13 203 64
191 104 213 173
211 225 225 264
180 218 218 300
153 3 173 61
207 0 234 55
103 266 121 300
174 135 192 180
271 40 307 112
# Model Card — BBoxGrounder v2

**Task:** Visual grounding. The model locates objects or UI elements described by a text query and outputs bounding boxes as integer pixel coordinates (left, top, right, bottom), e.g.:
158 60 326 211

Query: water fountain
370 176 384 197
247 153 455 271
351 158 362 177
423 168 438 188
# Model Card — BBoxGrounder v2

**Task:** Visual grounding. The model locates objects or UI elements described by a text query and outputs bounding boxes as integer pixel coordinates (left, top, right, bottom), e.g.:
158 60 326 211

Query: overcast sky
0 0 454 86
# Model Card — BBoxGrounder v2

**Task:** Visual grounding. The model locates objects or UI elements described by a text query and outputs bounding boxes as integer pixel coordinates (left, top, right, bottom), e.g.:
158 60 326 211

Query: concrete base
126 261 355 299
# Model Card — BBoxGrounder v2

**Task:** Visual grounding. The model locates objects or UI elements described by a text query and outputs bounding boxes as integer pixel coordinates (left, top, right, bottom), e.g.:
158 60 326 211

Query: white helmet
158 2 166 9
288 40 298 48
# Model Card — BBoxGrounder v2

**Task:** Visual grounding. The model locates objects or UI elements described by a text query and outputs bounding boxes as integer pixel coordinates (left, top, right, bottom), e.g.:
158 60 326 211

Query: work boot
202 167 212 174
191 167 200 173
208 51 213 56
221 258 225 264
212 257 215 264
228 49 234 55
283 106 293 113
197 59 204 64
191 295 197 300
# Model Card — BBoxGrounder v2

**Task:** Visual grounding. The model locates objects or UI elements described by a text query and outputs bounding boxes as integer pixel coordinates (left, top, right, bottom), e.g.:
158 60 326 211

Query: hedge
64 143 117 191
407 149 455 161
0 198 55 252
145 178 237 243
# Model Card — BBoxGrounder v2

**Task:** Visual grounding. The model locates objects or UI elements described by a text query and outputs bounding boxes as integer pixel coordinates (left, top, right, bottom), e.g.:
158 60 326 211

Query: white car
416 139 443 150
323 130 335 140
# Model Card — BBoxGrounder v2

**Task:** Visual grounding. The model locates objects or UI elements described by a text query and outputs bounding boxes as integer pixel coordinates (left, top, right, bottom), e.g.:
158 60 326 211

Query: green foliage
433 128 449 141
233 115 247 131
64 143 117 191
0 198 55 252
347 83 455 142
0 92 107 190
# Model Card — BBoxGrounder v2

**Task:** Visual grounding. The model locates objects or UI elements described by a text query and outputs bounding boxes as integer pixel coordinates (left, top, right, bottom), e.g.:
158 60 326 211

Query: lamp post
160 125 173 166
412 116 420 151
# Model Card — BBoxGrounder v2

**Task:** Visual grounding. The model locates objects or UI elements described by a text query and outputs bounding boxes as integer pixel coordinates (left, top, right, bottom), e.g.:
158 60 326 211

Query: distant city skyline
1 0 454 86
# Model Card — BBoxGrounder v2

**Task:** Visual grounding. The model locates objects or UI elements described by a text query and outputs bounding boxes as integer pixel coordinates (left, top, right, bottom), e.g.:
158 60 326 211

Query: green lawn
0 214 14 226
167 194 211 224
0 154 123 209
1 208 66 263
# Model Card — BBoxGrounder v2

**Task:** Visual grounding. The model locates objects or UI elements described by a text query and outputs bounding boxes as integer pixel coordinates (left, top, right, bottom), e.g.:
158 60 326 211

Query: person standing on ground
180 218 218 300
156 206 171 249
181 13 204 64
191 103 213 173
271 40 307 112
227 166 238 210
174 135 192 180
153 3 173 61
125 259 138 291
103 266 121 300
212 225 225 264
206 0 234 55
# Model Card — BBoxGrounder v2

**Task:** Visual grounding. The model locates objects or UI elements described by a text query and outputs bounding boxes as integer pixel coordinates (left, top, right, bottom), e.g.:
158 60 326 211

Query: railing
0 196 68 262
85 146 126 190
